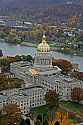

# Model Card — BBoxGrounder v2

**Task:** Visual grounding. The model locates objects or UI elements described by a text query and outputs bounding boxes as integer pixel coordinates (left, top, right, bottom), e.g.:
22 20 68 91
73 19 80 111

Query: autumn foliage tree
0 76 24 91
71 87 83 103
2 104 21 125
0 55 33 73
45 90 59 120
68 15 79 28
52 59 73 74
0 58 10 72
72 71 83 81
45 90 59 111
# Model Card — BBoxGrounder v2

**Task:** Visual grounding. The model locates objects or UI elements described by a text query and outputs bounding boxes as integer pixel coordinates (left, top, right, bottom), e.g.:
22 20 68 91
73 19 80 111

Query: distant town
0 16 83 56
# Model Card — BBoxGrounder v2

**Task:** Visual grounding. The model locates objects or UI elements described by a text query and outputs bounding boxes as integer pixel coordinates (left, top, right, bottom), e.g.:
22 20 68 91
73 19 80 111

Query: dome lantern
37 34 50 52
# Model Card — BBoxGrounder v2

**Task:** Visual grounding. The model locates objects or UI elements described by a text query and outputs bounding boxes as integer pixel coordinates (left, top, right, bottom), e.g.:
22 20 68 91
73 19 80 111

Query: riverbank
4 38 37 48
0 39 83 71
57 49 83 57
1 37 83 57
20 41 37 48
51 45 83 57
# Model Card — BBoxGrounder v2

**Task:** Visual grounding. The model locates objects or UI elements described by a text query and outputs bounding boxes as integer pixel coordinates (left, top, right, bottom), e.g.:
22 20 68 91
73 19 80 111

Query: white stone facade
9 34 83 113
0 86 46 114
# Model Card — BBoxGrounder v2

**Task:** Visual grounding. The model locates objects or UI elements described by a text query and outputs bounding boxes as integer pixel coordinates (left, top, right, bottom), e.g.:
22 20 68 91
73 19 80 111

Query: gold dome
37 34 50 52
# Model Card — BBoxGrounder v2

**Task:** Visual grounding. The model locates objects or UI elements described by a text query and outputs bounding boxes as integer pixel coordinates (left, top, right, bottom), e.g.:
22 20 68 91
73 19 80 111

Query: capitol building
0 34 82 114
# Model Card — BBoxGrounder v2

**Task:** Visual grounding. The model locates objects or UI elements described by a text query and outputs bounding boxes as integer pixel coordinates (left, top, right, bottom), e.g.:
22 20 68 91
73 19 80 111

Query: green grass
31 105 48 114
63 101 83 113
69 118 77 124
32 101 83 114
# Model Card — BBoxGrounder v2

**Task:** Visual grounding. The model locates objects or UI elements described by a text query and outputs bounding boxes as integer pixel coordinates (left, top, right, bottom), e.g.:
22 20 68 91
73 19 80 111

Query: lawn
63 101 83 113
31 105 48 114
31 101 83 115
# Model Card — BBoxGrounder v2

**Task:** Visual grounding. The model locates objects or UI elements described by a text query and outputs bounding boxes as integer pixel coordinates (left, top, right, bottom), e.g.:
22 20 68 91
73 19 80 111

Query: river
0 40 83 72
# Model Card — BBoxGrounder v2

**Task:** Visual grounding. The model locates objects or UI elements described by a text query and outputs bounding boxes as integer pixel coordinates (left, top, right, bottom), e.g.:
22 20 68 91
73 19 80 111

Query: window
24 103 26 105
21 103 23 106
24 111 26 113
40 95 42 97
32 104 34 106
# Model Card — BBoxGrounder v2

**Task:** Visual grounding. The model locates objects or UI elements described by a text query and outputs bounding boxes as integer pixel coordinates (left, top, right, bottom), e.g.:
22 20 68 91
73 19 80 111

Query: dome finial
42 32 47 44
42 31 46 39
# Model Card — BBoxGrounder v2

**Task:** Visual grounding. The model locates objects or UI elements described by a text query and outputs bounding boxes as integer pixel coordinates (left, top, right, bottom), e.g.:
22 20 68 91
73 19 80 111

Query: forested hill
0 0 83 26
0 0 81 8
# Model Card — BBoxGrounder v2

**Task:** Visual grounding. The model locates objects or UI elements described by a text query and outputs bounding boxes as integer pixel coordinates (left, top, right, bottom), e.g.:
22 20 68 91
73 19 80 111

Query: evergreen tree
0 50 3 57
42 119 49 125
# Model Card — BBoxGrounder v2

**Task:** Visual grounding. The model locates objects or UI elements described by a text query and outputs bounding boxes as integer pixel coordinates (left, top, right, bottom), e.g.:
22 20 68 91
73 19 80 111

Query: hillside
0 0 81 8
0 0 83 26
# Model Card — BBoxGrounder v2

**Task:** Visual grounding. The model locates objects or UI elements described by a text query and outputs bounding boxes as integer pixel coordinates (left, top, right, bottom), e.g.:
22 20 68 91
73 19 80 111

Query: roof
29 68 40 75
0 85 44 102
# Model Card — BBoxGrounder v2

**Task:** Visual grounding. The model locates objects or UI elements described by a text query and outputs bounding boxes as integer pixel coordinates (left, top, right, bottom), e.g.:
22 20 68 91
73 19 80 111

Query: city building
9 34 83 113
11 61 32 85
0 85 46 114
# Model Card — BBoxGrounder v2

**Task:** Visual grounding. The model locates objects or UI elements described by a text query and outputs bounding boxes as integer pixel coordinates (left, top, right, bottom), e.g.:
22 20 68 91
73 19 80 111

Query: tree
20 117 32 125
26 118 31 125
8 30 16 42
14 55 33 62
21 55 27 61
72 71 83 81
0 77 24 91
35 119 41 125
15 55 21 61
45 90 59 121
27 55 33 62
37 114 42 123
0 50 3 57
0 57 16 72
71 87 83 103
2 104 21 125
42 118 49 125
0 58 10 73
67 15 79 28
7 56 16 63
20 119 27 125
52 59 73 74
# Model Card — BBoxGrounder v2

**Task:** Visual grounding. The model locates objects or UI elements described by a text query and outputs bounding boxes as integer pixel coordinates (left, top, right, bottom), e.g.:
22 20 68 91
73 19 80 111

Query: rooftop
0 85 44 102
